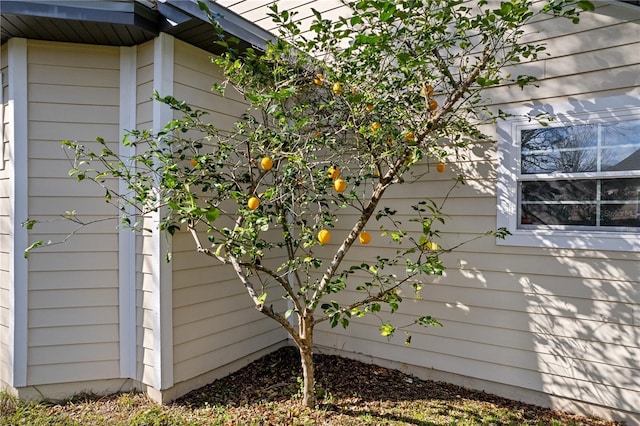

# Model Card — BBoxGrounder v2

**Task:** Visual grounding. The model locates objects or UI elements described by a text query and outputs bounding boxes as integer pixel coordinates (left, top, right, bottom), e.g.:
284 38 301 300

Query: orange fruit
260 157 273 171
313 74 324 85
404 131 415 142
365 104 374 112
371 122 382 132
247 196 260 210
428 99 438 111
327 166 340 180
334 178 347 193
317 229 331 245
190 158 198 167
436 162 446 173
421 84 434 97
359 231 371 245
332 82 344 95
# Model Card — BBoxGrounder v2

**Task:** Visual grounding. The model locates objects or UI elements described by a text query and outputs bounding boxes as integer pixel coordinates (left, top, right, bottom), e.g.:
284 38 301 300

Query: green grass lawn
0 347 620 426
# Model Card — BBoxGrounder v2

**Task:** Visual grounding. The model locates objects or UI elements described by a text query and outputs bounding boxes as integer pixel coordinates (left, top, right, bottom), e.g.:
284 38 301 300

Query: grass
0 347 621 426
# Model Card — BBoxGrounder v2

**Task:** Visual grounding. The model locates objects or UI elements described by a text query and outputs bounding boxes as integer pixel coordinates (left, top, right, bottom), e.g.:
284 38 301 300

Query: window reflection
518 119 640 230
521 120 640 174
520 178 640 228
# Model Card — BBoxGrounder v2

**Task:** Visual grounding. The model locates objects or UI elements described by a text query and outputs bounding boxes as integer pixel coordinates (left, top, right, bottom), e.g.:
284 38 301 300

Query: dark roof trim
1 1 158 32
1 0 274 53
161 0 275 50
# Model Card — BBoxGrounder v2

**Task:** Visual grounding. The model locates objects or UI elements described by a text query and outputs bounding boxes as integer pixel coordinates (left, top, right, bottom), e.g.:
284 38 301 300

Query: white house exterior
1 0 638 424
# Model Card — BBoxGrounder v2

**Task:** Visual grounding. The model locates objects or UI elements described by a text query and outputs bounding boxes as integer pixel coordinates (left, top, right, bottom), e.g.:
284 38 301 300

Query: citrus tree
49 0 592 407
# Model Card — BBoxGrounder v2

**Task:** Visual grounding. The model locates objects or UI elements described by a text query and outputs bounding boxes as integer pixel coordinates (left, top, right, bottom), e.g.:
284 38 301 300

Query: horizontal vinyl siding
170 40 287 385
217 0 349 34
0 42 11 387
484 3 640 106
25 41 121 386
316 3 640 419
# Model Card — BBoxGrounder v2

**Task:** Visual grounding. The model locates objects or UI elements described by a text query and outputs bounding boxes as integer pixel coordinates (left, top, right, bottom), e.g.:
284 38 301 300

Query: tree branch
228 255 304 347
310 177 393 312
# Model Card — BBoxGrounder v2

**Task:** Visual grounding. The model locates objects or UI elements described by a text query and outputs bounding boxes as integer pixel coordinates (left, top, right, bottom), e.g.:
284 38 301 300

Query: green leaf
24 240 45 258
22 219 37 230
417 316 443 327
577 1 595 12
379 323 395 337
257 293 267 305
205 208 220 223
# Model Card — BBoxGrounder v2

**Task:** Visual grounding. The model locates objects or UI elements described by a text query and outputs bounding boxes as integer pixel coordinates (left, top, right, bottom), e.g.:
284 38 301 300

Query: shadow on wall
448 170 639 425
487 94 640 424
520 254 639 421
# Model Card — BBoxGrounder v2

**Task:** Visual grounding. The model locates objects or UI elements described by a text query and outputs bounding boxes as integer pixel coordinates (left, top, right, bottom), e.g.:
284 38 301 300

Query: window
497 94 640 252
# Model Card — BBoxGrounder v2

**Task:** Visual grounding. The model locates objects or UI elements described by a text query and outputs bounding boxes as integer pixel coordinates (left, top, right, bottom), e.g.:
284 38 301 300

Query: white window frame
496 93 640 252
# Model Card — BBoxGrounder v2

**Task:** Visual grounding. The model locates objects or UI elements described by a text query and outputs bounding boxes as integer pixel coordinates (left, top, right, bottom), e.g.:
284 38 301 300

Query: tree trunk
298 316 315 408
299 343 315 408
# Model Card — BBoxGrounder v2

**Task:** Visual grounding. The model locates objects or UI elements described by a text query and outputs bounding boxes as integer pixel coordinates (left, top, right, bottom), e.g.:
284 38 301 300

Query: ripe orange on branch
334 179 347 193
327 166 340 180
436 162 446 173
371 122 382 132
317 229 331 245
313 74 324 85
247 196 260 210
404 131 415 142
260 157 273 171
428 99 439 111
359 231 371 245
421 84 434 97
332 82 344 95
190 158 198 167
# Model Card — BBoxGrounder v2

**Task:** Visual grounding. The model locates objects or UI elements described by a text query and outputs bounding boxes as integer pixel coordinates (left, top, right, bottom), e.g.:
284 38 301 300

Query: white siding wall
170 40 287 386
24 41 122 385
312 2 639 423
0 43 11 388
216 0 348 34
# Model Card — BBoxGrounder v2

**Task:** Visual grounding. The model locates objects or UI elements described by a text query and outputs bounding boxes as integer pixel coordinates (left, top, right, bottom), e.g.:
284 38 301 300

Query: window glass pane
602 147 640 171
601 120 640 147
521 180 596 202
601 178 640 201
521 125 598 174
601 204 640 227
601 178 640 227
520 180 597 226
520 179 640 228
521 204 596 226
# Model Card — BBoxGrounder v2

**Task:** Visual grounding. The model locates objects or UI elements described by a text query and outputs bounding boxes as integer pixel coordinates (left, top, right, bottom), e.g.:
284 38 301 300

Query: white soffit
215 0 350 33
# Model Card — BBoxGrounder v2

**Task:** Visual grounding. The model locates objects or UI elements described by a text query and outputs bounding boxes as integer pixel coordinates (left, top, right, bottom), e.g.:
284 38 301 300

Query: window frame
496 94 640 252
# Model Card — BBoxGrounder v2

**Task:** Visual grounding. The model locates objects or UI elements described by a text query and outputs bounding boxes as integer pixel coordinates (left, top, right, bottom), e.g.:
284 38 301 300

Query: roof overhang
0 0 274 54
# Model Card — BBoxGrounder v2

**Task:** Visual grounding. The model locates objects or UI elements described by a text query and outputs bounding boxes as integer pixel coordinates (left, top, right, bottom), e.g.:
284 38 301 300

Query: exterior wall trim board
119 45 137 380
152 32 174 391
7 37 28 388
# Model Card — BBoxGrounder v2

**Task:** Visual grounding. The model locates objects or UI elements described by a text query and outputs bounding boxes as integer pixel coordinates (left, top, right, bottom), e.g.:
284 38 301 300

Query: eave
0 0 274 55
